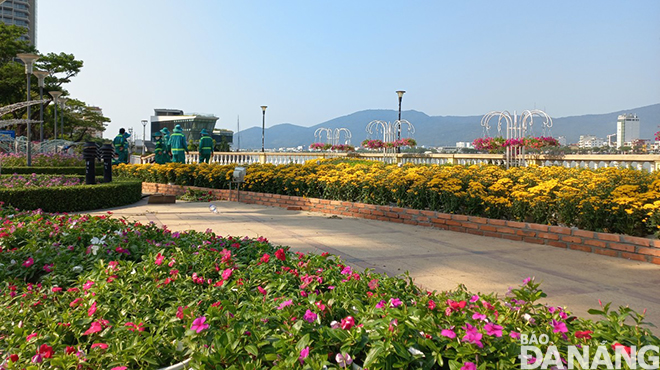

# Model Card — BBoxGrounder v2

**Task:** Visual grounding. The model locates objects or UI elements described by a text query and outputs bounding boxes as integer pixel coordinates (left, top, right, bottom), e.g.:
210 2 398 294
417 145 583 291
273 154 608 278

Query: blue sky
37 1 660 139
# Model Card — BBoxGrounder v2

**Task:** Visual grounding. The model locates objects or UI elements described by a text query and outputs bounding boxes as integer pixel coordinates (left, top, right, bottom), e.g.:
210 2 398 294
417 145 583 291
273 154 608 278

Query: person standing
198 128 214 163
169 124 188 163
153 131 168 164
160 127 172 163
113 128 129 164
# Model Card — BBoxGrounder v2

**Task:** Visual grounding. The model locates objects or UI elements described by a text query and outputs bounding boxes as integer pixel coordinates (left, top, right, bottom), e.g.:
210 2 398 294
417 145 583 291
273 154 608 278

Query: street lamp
141 119 148 155
32 69 49 142
59 97 68 140
261 106 267 152
396 90 405 153
17 53 39 166
49 91 62 140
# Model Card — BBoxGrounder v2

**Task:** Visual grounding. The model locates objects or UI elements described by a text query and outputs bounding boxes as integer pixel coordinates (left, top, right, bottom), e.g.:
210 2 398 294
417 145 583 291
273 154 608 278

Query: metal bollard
98 144 114 183
82 142 98 185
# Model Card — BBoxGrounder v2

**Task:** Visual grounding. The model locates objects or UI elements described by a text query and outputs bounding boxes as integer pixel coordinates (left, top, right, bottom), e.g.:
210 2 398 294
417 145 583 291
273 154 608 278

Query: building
0 0 36 46
578 135 606 149
616 113 640 148
150 109 232 145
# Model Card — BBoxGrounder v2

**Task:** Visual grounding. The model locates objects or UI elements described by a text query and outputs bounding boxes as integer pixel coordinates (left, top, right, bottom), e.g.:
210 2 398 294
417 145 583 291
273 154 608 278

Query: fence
136 151 660 171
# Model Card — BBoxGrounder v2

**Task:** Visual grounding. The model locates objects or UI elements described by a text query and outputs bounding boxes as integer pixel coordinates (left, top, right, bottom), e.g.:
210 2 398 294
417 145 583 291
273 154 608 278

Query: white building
616 113 640 148
578 135 606 149
456 141 474 149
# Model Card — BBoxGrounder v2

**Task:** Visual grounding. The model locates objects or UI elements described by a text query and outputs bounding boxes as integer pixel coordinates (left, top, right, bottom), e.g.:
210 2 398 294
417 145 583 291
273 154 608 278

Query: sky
36 1 660 140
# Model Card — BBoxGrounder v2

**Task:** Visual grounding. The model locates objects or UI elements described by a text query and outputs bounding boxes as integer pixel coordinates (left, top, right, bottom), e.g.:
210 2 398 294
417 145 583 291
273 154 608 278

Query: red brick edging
143 182 660 265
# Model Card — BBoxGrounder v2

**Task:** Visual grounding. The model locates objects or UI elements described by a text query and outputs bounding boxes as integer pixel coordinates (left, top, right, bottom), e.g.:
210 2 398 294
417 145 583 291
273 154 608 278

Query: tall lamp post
261 106 267 152
59 97 68 140
32 69 49 142
141 119 148 155
17 53 40 166
49 91 62 140
395 90 405 154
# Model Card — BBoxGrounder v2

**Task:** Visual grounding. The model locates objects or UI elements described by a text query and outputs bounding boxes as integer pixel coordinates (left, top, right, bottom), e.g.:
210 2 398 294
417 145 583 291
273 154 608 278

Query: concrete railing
134 151 660 171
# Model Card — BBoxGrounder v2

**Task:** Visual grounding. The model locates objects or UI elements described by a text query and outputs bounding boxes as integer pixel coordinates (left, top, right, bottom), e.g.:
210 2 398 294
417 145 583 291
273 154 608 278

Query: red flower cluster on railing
309 143 355 152
472 136 559 152
360 138 417 149
655 131 660 141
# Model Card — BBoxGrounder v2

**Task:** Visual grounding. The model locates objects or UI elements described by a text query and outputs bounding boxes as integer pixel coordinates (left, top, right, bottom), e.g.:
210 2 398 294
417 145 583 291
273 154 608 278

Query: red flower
91 343 108 350
38 344 54 358
428 300 436 310
9 354 18 362
275 248 286 261
340 316 355 330
65 346 76 355
260 253 270 263
575 330 593 339
612 342 632 356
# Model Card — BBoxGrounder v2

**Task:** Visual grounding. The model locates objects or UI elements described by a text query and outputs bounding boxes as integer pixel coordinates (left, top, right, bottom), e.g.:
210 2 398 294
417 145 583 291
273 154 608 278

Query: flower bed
0 205 657 369
116 161 660 238
0 152 85 167
0 174 81 188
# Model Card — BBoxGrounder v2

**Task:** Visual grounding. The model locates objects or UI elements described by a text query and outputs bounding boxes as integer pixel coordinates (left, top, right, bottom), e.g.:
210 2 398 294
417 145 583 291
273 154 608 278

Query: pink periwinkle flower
91 343 108 349
299 346 309 364
551 319 568 333
258 286 267 295
461 362 477 370
277 299 293 310
441 328 456 339
303 309 317 323
461 323 484 348
390 298 403 308
155 253 164 265
23 257 34 268
376 300 386 309
470 295 480 303
340 266 352 275
190 316 209 333
83 280 95 290
336 352 353 368
222 268 233 281
484 322 503 337
340 316 355 330
472 312 487 321
368 279 379 290
509 331 521 339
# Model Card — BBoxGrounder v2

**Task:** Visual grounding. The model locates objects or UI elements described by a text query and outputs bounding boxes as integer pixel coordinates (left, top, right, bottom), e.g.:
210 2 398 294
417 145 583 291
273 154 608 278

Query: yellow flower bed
114 160 660 237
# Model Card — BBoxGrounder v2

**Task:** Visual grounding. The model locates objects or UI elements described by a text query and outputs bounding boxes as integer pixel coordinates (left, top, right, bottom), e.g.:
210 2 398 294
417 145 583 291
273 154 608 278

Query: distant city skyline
35 1 660 139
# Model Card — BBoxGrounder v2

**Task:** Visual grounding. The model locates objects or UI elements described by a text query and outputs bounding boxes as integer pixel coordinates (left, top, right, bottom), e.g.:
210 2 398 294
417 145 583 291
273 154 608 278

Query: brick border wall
143 183 660 265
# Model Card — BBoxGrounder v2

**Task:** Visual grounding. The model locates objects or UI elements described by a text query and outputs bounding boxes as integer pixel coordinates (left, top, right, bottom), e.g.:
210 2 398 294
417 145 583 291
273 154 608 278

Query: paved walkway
88 198 660 328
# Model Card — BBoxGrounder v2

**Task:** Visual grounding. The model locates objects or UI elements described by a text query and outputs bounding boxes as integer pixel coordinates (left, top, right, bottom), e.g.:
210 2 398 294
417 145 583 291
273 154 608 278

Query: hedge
0 180 143 212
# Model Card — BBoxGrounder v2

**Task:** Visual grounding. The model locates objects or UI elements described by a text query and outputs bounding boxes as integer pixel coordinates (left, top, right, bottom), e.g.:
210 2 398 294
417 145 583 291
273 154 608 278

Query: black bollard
82 142 98 185
99 144 114 183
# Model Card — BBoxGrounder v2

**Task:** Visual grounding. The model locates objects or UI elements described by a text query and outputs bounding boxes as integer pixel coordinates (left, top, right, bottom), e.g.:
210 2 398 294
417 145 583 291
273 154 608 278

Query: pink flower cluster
361 138 417 149
473 136 559 151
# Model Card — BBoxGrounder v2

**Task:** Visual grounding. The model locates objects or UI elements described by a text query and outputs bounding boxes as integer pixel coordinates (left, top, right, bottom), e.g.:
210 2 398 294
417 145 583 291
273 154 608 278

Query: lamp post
32 69 49 142
59 97 68 140
261 106 267 152
395 90 405 154
141 119 148 155
17 53 39 166
49 91 62 140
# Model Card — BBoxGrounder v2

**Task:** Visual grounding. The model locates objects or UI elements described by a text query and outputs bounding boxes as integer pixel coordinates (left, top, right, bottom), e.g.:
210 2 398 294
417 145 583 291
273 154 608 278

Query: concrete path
88 198 660 329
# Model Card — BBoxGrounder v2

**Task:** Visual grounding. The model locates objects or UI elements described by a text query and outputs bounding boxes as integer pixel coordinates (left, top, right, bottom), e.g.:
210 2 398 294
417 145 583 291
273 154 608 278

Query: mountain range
233 103 660 149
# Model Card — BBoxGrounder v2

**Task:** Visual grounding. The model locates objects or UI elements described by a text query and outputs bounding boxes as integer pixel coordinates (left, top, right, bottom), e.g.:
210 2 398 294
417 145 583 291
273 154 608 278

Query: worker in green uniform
198 128 214 163
168 124 188 163
153 131 168 164
113 128 129 164
160 127 171 163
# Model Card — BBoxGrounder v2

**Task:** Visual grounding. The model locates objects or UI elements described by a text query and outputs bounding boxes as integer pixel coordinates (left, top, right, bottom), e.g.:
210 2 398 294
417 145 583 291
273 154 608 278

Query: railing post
259 153 267 164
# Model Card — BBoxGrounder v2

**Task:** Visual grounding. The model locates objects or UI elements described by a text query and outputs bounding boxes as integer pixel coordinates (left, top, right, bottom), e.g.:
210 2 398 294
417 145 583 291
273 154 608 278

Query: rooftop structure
0 0 36 46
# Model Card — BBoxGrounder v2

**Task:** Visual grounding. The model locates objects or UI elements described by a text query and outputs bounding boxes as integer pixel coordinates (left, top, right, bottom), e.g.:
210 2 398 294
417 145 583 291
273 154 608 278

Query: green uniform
198 134 214 163
161 128 172 163
113 133 129 164
154 137 168 164
168 126 188 163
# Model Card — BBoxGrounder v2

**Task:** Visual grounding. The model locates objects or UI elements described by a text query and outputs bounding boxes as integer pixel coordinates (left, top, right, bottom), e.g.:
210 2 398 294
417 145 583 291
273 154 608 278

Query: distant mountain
233 103 660 149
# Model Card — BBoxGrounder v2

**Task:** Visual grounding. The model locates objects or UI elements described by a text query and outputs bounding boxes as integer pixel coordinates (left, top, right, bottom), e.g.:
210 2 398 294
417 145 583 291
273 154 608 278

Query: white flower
335 353 353 367
10 260 16 265
131 269 136 275
72 265 83 273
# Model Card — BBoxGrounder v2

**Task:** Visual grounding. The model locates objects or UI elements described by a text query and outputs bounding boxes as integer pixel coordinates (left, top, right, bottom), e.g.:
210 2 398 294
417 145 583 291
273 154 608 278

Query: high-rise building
616 113 640 148
0 0 37 46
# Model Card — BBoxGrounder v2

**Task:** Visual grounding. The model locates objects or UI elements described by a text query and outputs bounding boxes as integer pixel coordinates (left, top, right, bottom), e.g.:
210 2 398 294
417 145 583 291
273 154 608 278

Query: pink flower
303 309 317 323
472 312 487 321
428 300 436 310
336 353 353 368
440 328 456 339
83 280 95 290
461 323 483 348
70 298 83 308
299 346 309 364
43 264 54 272
340 266 352 275
277 299 293 310
509 331 521 339
375 300 386 309
368 279 379 290
26 332 38 341
523 277 532 285
221 268 233 281
190 316 209 333
612 342 632 356
484 322 503 337
111 367 128 370
469 295 480 303
91 343 108 350
258 286 267 295
551 319 568 333
390 298 403 308
275 248 286 261
88 301 97 316
83 321 103 335
22 257 34 268
155 253 164 265
260 253 270 263
51 286 62 293
340 316 355 330
461 362 477 370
